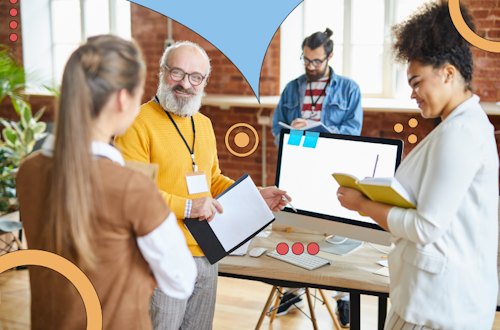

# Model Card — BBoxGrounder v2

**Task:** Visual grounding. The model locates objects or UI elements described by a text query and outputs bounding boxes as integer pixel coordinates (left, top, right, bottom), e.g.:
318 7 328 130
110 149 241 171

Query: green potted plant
0 99 48 168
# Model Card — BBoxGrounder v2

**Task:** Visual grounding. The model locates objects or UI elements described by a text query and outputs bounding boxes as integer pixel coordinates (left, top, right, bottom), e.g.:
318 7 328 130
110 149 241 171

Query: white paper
377 259 389 267
186 173 209 195
208 176 274 252
229 239 252 256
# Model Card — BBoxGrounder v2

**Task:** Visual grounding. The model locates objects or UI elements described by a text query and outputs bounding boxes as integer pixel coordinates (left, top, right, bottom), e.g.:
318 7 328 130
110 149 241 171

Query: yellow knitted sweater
114 99 234 256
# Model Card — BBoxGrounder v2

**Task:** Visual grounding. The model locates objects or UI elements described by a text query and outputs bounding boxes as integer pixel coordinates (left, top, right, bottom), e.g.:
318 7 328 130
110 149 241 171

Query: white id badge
185 171 209 195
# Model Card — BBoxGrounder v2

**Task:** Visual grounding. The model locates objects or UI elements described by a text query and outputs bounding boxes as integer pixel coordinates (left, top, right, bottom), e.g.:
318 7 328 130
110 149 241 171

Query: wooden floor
1 269 500 329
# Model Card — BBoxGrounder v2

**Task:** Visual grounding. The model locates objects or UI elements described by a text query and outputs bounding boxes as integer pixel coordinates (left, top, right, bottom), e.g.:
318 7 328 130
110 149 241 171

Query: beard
157 80 205 117
305 64 329 81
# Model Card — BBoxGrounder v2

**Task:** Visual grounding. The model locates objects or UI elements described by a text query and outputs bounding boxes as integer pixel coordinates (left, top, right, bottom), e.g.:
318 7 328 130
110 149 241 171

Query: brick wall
1 1 499 188
465 0 500 101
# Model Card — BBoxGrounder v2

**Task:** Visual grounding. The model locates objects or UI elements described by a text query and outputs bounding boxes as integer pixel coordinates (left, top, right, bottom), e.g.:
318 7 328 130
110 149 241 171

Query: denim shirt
271 68 363 147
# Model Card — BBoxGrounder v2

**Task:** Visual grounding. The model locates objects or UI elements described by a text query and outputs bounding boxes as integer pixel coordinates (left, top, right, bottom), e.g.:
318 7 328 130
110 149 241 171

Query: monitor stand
318 235 363 256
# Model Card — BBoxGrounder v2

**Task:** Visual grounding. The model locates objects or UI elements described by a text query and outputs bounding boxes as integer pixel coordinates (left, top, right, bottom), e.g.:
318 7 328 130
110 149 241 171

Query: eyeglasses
164 64 206 86
300 54 328 67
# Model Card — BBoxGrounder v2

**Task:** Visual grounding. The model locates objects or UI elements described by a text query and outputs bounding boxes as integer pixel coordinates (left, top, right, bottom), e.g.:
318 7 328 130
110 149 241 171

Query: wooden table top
218 230 390 295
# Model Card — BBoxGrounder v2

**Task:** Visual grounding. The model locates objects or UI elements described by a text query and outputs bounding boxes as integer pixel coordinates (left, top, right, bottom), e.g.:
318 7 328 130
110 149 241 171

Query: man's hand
259 187 290 212
190 196 223 223
291 118 308 129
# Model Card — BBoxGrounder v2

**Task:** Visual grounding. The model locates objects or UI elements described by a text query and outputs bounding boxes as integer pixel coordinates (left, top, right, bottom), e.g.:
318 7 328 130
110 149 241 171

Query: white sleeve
387 123 481 245
137 212 197 299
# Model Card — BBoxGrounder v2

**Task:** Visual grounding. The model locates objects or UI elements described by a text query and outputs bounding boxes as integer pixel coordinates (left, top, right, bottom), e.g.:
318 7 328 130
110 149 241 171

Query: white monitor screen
276 131 403 229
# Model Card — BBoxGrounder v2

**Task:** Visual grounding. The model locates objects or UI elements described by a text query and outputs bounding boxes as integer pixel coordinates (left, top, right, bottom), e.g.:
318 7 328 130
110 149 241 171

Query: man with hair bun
271 28 362 327
271 28 363 148
338 2 498 329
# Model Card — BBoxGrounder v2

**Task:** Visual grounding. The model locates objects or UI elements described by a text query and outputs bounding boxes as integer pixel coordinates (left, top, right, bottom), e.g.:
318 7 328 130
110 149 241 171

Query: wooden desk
218 230 390 330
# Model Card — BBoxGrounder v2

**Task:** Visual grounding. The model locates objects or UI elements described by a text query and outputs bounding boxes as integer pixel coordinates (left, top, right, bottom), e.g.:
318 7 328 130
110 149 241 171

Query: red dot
10 0 19 4
276 242 289 255
292 242 304 255
9 34 18 42
307 242 320 255
10 8 18 16
10 21 18 29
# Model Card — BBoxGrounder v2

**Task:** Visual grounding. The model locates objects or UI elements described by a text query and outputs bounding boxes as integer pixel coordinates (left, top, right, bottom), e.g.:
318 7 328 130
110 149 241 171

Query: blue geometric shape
303 131 320 148
287 129 303 146
128 0 303 101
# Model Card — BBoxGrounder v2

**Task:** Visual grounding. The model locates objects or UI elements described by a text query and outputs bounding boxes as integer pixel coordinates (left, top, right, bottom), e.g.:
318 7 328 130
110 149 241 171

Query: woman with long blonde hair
16 35 196 330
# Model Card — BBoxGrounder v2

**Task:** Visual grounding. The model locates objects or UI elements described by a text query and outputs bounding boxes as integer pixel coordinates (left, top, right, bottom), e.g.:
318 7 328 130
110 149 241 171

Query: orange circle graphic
408 134 418 144
449 0 500 53
234 132 250 148
408 118 418 128
394 123 403 133
0 250 102 329
224 123 259 157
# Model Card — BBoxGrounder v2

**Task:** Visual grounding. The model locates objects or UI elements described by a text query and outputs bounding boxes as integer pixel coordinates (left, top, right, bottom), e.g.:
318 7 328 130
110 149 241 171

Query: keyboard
266 250 332 271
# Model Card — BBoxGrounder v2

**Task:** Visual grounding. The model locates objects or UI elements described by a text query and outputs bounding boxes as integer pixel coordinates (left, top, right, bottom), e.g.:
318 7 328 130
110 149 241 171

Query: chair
0 218 24 255
256 286 342 330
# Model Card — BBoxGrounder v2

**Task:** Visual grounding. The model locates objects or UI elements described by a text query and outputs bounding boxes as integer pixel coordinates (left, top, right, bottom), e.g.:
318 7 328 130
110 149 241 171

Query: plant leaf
33 106 46 122
10 121 23 137
0 119 11 130
2 129 16 147
19 101 32 129
23 127 34 146
32 122 46 135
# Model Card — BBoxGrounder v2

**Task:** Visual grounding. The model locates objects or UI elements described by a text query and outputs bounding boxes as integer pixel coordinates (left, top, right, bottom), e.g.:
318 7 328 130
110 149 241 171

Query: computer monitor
274 130 403 251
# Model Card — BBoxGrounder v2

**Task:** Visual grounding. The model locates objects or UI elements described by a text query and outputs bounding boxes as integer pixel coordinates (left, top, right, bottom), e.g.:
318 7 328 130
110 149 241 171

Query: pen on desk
273 186 297 212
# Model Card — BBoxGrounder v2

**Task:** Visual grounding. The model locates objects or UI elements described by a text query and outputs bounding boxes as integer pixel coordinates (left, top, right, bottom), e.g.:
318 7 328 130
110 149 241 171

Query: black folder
184 174 275 264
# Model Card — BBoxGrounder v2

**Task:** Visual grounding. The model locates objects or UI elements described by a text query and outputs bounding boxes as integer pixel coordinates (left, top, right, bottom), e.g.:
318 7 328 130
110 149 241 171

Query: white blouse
386 95 499 330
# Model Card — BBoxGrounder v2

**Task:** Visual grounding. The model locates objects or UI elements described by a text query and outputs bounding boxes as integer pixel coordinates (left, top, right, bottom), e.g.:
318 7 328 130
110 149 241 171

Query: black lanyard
308 77 330 116
156 96 197 172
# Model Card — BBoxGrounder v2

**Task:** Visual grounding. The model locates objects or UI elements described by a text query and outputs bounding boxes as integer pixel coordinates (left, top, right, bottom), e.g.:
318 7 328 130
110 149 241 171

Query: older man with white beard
114 41 289 330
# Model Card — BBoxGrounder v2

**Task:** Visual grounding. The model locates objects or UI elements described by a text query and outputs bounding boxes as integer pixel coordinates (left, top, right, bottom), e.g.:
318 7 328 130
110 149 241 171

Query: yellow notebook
332 173 416 211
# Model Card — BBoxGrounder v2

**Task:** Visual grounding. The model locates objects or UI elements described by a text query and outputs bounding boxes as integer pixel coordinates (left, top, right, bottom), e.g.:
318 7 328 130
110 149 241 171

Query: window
280 0 433 99
20 0 131 93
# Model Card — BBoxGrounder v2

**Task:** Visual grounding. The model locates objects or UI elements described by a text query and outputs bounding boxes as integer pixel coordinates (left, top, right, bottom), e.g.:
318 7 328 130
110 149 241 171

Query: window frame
280 0 427 99
21 0 130 94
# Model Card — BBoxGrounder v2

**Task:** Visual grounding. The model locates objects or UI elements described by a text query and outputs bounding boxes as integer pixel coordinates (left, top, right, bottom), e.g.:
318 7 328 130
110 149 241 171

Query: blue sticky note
303 131 320 148
287 130 303 146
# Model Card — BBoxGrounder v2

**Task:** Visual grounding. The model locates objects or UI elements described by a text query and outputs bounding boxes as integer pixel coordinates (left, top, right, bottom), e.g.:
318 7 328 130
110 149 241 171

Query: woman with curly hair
337 2 498 329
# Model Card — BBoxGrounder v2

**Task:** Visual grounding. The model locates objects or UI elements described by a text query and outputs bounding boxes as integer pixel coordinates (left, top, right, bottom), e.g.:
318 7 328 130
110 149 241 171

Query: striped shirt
302 76 329 121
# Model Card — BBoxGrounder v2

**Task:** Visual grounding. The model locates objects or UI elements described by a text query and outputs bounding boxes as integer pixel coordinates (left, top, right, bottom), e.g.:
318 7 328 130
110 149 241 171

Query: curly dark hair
392 1 475 90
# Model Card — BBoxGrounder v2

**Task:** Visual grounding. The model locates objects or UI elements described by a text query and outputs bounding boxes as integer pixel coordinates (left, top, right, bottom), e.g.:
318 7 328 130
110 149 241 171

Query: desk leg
255 285 277 330
378 296 388 330
305 288 319 330
350 292 361 330
269 287 281 323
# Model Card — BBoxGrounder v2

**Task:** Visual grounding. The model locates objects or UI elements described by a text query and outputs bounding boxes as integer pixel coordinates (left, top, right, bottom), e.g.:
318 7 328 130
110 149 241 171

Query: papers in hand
279 120 332 133
208 175 274 252
184 174 275 264
333 173 416 210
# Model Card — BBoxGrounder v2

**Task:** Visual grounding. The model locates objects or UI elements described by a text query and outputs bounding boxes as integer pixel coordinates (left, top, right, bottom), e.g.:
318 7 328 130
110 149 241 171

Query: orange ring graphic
0 250 102 329
449 0 500 53
224 123 259 157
